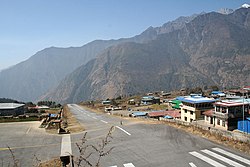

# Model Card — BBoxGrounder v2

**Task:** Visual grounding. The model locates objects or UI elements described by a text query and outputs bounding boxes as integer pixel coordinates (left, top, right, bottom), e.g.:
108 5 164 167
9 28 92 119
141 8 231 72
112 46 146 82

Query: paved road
68 104 250 167
0 121 62 166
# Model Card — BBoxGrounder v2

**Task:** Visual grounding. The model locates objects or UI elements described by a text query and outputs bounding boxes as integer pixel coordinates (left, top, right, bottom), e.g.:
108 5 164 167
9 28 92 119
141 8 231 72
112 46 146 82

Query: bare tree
75 126 115 167
32 154 41 167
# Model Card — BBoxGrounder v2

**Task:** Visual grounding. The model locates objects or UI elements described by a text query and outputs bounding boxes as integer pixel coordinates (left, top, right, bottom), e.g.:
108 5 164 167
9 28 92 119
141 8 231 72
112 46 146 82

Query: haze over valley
1 6 250 103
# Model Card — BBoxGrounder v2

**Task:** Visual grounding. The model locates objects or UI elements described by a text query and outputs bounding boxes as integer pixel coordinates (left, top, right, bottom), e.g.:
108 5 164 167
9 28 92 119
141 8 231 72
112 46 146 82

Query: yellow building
179 95 215 123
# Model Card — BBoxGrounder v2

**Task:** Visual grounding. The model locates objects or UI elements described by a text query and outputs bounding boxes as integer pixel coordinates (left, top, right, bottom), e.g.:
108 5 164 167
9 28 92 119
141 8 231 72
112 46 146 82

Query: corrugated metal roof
0 103 25 110
148 111 170 117
180 96 215 104
218 99 250 107
131 112 148 116
164 110 181 118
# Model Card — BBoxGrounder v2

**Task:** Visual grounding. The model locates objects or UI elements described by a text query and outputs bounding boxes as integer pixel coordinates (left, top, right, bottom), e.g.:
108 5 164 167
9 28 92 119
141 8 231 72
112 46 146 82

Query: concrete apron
60 134 73 166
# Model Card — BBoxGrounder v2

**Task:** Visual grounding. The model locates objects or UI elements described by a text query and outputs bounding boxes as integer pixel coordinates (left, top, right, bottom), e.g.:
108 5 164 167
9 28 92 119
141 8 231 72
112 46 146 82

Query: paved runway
0 104 249 167
68 104 250 167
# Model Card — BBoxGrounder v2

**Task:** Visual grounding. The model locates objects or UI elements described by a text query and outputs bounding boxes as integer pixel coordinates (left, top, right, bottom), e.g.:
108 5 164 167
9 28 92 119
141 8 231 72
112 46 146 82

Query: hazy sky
0 0 249 70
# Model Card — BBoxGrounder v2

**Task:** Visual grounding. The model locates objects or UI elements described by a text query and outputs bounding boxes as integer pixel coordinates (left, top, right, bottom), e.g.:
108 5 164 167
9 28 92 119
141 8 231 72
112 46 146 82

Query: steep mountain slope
0 40 118 101
0 13 199 102
45 8 250 103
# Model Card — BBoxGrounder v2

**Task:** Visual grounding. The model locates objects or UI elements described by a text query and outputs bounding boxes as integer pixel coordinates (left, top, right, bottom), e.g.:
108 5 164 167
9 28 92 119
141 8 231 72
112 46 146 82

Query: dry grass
38 158 61 167
161 120 250 155
63 105 85 133
45 109 60 114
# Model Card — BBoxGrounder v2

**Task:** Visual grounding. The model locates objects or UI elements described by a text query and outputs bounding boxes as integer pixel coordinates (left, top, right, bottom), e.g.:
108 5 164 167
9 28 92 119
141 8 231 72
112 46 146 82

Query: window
190 111 193 115
217 118 220 125
185 117 187 121
221 107 227 113
190 118 193 122
184 109 187 113
206 116 209 121
222 121 225 127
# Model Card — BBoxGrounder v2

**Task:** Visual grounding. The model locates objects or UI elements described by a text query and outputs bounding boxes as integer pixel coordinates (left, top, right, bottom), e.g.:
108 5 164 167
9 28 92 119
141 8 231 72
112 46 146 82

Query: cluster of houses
177 87 250 133
122 87 250 134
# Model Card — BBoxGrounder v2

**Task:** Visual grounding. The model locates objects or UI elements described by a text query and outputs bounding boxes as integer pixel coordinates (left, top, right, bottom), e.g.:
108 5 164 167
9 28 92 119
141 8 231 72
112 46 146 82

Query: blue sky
0 0 249 70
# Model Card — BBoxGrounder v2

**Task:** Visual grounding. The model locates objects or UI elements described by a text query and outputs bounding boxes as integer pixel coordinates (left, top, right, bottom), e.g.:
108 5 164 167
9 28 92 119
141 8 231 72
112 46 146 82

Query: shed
238 117 250 134
102 100 111 105
0 103 25 116
147 111 169 118
164 110 181 119
130 112 148 117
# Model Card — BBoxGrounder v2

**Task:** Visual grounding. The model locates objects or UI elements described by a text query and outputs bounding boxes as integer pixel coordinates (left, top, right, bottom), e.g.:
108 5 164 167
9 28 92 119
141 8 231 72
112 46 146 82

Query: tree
75 126 115 167
210 85 219 91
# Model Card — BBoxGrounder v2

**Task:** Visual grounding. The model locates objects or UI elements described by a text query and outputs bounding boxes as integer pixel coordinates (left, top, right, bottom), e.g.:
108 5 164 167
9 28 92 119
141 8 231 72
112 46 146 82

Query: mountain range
1 8 250 103
0 12 199 102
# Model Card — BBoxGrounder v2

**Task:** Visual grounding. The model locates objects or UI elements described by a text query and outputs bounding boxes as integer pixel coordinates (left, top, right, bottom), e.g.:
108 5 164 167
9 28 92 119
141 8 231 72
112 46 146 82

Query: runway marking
61 134 72 157
201 149 245 167
115 126 131 136
123 163 135 167
212 148 250 165
25 127 31 134
108 163 135 167
92 117 97 119
189 162 197 167
189 151 226 167
101 120 108 124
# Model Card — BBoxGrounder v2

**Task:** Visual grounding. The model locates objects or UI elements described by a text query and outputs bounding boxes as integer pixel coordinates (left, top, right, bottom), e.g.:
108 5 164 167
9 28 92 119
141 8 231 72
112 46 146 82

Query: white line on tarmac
123 163 135 167
201 149 245 167
101 120 108 124
189 151 226 167
212 148 250 165
92 117 97 119
115 126 131 136
25 127 31 134
189 162 197 167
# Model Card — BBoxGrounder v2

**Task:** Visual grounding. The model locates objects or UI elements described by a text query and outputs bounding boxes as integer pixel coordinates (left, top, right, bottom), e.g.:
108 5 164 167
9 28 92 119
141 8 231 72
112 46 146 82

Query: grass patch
63 105 85 133
0 117 39 123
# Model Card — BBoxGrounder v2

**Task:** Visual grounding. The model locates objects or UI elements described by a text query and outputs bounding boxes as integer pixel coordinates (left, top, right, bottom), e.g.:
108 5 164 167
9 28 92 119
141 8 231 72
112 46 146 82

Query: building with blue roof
179 95 215 123
130 112 148 117
211 91 226 97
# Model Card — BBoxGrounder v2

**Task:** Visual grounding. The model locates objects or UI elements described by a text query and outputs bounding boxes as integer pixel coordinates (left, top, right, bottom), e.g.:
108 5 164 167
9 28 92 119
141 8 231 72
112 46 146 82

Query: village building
179 95 215 123
211 91 226 98
102 100 111 105
141 96 160 105
225 86 250 98
0 103 25 116
204 99 250 131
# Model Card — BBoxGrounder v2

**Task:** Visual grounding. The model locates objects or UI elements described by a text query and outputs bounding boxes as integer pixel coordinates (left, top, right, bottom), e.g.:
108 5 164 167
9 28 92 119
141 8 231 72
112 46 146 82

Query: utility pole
243 91 245 132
